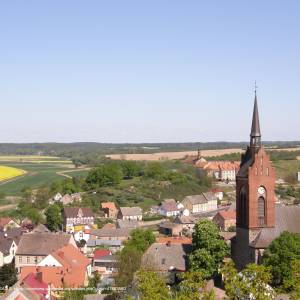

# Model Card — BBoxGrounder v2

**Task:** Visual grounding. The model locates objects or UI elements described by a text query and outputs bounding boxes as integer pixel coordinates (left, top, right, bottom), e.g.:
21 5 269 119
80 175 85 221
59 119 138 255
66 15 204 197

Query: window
18 256 22 263
258 197 266 226
240 186 247 226
26 256 30 263
266 167 269 176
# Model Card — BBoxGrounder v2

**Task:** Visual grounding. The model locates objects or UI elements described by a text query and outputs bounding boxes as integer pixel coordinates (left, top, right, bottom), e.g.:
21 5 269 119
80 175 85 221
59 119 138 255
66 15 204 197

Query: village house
92 249 117 277
63 207 94 233
210 188 224 201
89 227 131 242
174 215 197 235
21 244 91 288
142 239 192 283
0 217 20 231
118 206 143 221
159 221 182 236
196 160 240 181
101 202 118 219
116 219 139 229
182 192 218 214
3 272 50 300
213 210 236 231
86 239 123 254
15 232 76 272
158 199 182 217
0 234 17 267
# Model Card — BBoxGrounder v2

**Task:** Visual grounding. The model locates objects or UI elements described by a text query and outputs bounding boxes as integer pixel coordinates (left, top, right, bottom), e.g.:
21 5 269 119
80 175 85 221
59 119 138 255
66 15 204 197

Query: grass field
0 155 86 196
0 155 71 164
272 160 300 181
0 166 26 181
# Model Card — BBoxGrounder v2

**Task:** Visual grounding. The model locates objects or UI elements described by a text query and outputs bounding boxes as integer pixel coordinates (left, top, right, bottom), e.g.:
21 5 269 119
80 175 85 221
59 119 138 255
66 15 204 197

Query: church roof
250 205 300 249
251 93 261 138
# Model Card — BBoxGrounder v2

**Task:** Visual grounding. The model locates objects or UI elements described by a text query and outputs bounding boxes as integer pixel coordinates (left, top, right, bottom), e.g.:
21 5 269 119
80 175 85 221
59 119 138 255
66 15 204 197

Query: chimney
36 271 43 283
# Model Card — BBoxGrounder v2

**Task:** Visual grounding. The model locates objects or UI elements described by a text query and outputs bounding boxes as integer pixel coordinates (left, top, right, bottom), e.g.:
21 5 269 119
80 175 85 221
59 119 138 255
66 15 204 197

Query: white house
118 207 143 221
158 199 181 217
182 192 218 214
0 236 17 267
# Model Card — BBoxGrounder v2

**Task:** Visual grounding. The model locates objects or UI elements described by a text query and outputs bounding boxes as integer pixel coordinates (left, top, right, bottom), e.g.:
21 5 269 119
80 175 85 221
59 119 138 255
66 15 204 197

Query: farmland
0 166 26 182
0 156 89 196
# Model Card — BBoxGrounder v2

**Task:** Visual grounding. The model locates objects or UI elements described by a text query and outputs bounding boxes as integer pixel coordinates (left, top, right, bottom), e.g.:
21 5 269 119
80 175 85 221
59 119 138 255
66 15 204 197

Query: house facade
213 210 236 231
0 237 17 267
101 202 118 219
182 192 218 214
118 207 143 221
158 199 181 217
15 232 76 272
63 207 94 233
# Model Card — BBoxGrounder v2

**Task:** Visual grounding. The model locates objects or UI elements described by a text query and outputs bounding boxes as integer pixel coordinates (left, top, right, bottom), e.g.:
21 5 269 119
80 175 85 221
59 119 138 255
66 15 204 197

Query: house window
258 197 266 226
26 257 30 263
162 258 166 265
18 256 22 263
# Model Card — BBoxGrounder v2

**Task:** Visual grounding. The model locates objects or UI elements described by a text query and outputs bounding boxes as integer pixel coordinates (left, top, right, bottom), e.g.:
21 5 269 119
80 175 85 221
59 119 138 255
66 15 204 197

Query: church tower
233 92 276 269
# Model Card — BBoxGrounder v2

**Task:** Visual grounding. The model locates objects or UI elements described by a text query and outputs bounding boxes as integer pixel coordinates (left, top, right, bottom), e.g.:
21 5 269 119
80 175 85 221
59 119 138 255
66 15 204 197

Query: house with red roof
92 248 117 277
0 217 19 231
20 244 91 288
3 272 50 300
213 210 236 231
101 202 118 219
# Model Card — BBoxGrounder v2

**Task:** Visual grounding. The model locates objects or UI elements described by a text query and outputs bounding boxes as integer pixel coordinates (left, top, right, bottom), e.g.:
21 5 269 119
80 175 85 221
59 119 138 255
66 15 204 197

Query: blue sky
0 1 299 143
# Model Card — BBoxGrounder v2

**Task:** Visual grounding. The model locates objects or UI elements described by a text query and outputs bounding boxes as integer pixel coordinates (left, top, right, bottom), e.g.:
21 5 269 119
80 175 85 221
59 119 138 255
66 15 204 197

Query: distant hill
0 141 299 158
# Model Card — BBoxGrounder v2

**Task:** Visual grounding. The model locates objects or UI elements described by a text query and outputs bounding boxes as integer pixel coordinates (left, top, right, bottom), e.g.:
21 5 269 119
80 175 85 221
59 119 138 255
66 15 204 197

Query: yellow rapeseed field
0 166 26 181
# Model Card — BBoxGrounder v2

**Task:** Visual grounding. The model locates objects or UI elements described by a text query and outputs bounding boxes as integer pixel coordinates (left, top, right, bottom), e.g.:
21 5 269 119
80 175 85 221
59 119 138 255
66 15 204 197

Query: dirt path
0 204 17 211
56 167 91 179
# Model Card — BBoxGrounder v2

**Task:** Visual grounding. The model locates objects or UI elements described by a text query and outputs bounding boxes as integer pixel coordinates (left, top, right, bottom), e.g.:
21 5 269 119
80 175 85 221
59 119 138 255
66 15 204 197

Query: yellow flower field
0 166 26 182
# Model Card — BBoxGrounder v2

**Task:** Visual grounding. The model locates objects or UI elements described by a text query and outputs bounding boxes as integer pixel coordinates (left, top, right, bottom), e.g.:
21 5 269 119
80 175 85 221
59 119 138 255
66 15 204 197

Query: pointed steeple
250 90 261 148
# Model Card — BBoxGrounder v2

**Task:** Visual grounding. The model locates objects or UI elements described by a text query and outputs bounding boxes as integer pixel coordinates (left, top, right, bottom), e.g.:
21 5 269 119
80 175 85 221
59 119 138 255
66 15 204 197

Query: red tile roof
20 244 91 288
0 217 12 227
218 210 236 220
22 272 48 298
93 249 111 259
101 202 117 211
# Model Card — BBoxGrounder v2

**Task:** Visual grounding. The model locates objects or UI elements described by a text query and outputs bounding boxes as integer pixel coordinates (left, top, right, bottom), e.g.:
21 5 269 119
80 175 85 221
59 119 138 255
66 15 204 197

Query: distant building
89 227 132 242
116 219 139 229
159 221 182 236
182 192 218 214
118 207 143 221
63 207 94 233
174 215 197 235
213 210 236 231
0 234 17 267
101 202 118 219
158 199 181 217
196 161 240 181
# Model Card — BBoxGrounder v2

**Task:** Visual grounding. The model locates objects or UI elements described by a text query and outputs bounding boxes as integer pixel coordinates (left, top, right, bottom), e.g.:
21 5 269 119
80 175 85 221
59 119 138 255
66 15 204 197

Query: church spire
250 89 261 148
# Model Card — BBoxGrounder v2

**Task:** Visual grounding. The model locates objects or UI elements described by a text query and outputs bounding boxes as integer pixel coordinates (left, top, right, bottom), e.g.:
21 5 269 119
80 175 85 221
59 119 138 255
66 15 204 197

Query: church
231 92 300 270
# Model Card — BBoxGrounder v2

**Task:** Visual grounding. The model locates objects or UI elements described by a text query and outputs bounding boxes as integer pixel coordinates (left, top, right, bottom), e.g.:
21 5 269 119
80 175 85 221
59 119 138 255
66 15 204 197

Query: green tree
189 219 229 278
35 186 51 209
222 260 275 300
136 270 169 300
121 161 141 179
0 260 18 287
144 162 164 180
117 246 142 286
262 231 300 289
125 229 155 252
45 204 62 231
286 260 300 300
26 207 43 225
86 163 123 188
177 270 215 300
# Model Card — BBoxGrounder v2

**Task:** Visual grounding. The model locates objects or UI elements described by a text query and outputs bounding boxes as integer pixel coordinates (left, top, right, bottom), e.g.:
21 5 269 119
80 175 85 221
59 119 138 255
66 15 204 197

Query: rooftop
119 206 142 216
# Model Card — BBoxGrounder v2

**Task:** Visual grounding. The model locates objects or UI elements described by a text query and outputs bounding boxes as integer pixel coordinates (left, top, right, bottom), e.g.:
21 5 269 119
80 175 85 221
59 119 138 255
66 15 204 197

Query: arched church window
240 186 247 226
258 196 266 226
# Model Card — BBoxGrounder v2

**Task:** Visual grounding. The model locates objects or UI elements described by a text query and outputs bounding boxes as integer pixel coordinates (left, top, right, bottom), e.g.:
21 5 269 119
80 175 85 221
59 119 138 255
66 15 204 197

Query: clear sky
0 1 299 143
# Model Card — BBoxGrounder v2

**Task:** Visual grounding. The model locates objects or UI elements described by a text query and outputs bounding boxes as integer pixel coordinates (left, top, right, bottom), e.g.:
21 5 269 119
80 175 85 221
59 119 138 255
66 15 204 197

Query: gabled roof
183 194 207 205
142 243 192 272
101 202 117 211
116 219 139 229
0 236 15 255
64 207 94 218
90 227 132 238
251 206 300 249
51 244 90 270
160 199 178 212
16 232 72 256
32 224 50 233
119 206 142 216
174 215 196 224
93 249 111 259
156 237 192 245
22 273 48 298
0 217 13 228
0 227 24 245
215 210 236 220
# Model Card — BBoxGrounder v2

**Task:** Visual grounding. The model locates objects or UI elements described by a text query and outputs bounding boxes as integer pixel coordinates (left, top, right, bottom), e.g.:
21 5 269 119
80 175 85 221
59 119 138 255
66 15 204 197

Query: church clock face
258 186 266 196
